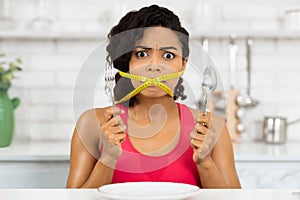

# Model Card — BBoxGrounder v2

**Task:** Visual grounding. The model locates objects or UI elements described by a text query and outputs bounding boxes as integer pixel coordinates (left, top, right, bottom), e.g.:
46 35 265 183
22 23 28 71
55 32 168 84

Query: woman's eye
136 51 148 58
163 52 175 59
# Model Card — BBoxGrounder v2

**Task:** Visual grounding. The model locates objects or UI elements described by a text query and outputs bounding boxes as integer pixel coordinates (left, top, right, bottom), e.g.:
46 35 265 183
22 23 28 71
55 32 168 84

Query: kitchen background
1 0 299 142
1 0 300 189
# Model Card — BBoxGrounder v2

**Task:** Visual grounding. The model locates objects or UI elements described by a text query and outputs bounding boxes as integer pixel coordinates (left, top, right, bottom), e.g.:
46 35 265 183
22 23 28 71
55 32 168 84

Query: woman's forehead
135 27 182 49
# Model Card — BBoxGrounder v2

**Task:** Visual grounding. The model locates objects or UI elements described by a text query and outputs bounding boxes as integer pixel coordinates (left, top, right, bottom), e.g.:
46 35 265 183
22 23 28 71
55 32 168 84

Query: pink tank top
112 103 201 187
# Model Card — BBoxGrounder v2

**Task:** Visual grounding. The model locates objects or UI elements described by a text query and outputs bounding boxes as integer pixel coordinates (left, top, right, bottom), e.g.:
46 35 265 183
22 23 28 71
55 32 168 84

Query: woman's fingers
100 107 127 146
195 123 208 135
191 112 219 163
191 111 211 147
190 112 211 156
196 111 212 128
102 115 124 130
101 107 126 136
103 107 124 123
190 131 206 141
106 130 126 147
190 136 204 149
103 127 126 147
104 124 126 136
111 133 126 146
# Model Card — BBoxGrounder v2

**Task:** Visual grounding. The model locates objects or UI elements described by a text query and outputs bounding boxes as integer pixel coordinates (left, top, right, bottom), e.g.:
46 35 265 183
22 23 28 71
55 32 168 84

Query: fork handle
202 94 208 116
110 88 116 107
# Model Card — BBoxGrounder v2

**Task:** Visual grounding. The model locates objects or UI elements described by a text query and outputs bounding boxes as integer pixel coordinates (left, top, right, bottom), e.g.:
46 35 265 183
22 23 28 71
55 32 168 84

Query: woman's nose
146 51 162 72
145 65 162 72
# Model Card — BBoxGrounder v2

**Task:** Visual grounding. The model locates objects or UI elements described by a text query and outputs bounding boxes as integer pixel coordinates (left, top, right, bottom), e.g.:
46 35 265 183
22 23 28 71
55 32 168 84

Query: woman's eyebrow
135 45 178 51
159 46 178 51
135 45 152 50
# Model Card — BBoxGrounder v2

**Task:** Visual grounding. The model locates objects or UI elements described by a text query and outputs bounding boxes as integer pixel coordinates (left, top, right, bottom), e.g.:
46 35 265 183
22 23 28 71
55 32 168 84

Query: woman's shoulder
74 107 111 150
75 107 112 140
74 108 110 159
77 104 127 127
76 107 110 125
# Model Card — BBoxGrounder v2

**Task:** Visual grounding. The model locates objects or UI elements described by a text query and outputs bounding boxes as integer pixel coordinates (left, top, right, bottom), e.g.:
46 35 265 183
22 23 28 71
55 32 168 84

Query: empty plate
97 182 200 200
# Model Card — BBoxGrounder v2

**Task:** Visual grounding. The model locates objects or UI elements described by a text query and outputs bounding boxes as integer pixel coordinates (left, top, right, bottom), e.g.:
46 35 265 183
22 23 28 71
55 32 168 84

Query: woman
66 5 241 188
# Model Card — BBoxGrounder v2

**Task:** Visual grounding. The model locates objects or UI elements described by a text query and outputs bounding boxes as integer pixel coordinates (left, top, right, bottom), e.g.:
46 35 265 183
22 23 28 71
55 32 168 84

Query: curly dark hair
106 5 189 106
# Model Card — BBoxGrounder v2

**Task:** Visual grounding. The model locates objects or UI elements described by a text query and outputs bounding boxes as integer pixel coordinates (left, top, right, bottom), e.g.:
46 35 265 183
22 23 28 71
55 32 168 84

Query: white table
0 189 299 200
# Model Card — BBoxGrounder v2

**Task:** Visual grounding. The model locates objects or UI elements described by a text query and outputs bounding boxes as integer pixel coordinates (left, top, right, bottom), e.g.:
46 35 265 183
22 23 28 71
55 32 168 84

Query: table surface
0 189 299 200
1 140 300 162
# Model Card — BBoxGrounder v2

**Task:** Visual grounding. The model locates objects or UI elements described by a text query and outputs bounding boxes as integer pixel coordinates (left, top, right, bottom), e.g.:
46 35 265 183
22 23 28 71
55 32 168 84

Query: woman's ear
182 57 188 70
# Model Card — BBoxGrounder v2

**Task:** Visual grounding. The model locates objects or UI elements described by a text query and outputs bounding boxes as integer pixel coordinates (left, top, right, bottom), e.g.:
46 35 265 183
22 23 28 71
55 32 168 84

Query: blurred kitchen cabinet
0 161 69 188
236 161 300 189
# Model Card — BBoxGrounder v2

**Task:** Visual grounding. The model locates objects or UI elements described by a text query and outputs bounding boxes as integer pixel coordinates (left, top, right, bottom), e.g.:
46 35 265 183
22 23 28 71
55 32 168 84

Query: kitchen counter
0 189 299 200
0 141 70 161
1 140 300 162
0 141 70 188
233 141 300 162
1 140 300 189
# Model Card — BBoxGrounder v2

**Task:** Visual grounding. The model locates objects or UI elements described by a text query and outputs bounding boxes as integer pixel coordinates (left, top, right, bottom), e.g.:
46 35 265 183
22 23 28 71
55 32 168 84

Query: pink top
112 103 201 187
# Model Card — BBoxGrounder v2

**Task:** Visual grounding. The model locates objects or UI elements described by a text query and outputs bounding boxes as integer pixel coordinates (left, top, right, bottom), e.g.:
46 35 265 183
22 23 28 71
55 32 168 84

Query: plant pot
0 89 20 147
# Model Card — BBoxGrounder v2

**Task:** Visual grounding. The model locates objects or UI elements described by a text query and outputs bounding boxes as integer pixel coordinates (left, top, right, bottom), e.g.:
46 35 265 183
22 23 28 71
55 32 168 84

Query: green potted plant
0 52 22 147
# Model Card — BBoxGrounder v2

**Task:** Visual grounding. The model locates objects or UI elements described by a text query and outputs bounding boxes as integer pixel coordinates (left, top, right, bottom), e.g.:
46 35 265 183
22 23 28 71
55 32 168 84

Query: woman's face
129 27 187 98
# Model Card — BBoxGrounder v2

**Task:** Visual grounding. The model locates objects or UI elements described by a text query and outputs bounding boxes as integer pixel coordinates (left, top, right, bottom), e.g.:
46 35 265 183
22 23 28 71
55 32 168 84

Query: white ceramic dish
97 182 200 200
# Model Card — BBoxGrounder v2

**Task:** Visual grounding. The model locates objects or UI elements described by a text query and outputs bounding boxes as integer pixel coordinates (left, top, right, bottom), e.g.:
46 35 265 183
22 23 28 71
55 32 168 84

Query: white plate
97 182 199 200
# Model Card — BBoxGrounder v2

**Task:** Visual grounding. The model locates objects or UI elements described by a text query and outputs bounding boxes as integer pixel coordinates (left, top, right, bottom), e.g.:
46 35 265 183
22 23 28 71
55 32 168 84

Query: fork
104 62 116 107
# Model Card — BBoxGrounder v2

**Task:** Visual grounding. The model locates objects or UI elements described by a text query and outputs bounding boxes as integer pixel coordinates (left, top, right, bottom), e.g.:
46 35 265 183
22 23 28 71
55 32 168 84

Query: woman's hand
99 107 126 166
190 112 216 165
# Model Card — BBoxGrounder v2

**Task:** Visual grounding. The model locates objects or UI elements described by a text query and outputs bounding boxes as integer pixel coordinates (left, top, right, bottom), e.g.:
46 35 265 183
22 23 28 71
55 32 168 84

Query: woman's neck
129 95 178 123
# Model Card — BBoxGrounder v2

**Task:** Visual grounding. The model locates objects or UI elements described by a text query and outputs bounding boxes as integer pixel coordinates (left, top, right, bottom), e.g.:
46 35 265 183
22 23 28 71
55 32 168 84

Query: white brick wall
1 0 300 142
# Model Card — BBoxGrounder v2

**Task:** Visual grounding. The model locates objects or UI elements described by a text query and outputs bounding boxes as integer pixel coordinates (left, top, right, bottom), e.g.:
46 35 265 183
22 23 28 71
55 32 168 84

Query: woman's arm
66 130 117 188
196 124 241 188
190 110 241 188
66 108 126 188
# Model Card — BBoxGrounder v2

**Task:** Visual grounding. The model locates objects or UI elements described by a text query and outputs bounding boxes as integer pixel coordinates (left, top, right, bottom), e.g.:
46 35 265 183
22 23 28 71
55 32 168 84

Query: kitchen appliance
263 116 300 144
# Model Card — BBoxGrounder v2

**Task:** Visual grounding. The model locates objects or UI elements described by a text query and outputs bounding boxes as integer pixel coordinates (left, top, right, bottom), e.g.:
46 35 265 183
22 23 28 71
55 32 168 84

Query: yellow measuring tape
117 70 185 103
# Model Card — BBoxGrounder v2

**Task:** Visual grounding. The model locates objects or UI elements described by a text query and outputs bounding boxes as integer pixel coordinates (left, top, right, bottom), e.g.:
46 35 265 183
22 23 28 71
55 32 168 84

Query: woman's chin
140 87 167 98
